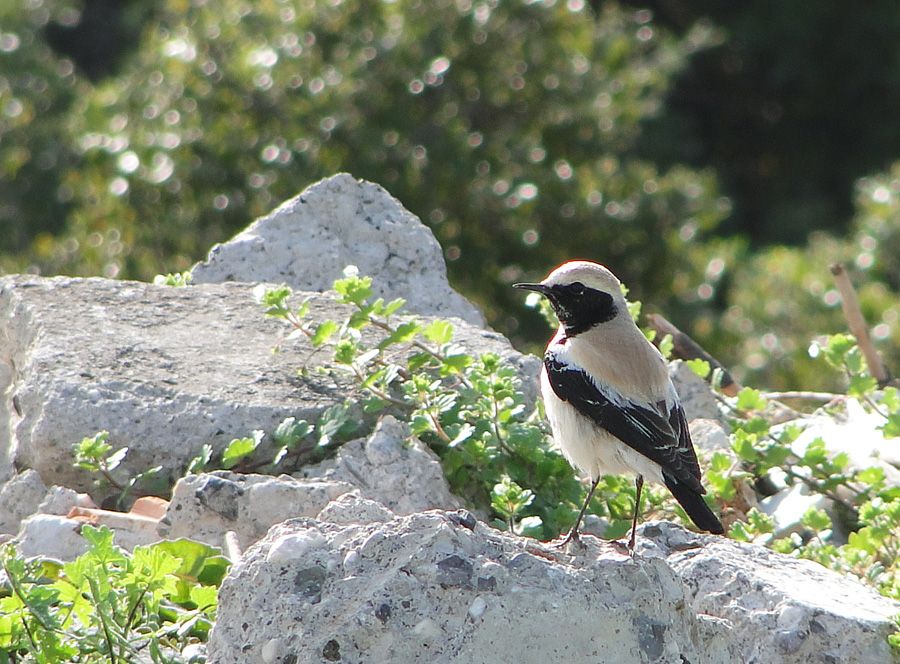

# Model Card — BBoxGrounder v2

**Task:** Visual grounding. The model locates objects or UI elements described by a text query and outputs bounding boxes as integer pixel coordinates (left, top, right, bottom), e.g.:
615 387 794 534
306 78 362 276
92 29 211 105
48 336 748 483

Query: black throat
548 283 618 337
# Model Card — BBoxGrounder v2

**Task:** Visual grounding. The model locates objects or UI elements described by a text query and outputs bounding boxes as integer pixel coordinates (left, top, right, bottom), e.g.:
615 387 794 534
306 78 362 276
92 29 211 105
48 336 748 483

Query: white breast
540 367 665 485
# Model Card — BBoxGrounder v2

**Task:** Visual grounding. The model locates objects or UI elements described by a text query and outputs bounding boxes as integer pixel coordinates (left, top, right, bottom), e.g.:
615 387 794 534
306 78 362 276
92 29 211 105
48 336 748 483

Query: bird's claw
554 528 585 549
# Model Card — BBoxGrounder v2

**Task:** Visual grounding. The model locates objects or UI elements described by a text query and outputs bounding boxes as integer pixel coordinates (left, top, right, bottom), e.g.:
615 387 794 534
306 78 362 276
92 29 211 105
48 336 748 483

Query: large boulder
209 503 899 664
209 504 731 664
0 277 532 495
191 173 485 325
640 520 898 664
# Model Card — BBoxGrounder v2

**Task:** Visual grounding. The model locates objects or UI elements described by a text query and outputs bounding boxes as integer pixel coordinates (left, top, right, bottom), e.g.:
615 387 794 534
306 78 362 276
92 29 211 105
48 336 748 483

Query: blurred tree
0 0 83 268
2 0 896 390
722 169 900 389
54 0 728 342
623 0 900 245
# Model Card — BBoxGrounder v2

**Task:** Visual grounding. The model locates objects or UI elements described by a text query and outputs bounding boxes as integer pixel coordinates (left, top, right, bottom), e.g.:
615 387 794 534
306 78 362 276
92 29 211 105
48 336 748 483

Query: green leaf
221 430 264 469
334 338 358 364
73 431 112 467
317 403 351 447
311 320 339 347
378 321 422 350
383 298 406 317
685 358 711 379
801 507 832 533
848 374 878 397
254 284 293 317
273 417 313 447
187 444 213 474
153 271 192 287
821 333 856 370
441 352 473 374
333 270 373 305
736 387 768 411
152 539 231 588
657 333 674 360
423 320 454 345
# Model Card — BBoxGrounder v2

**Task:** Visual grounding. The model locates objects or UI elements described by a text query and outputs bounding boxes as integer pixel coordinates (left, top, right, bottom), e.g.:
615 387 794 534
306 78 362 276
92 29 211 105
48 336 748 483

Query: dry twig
830 263 893 387
646 313 740 396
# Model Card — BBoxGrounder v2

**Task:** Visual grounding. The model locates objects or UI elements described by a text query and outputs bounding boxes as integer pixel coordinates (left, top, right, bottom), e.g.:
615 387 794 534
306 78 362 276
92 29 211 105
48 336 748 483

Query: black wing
544 355 703 492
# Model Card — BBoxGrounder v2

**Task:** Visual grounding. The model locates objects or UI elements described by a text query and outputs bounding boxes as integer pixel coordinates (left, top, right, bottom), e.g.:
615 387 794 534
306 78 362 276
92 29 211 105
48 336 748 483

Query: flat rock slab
209 506 731 664
191 173 485 325
0 276 533 494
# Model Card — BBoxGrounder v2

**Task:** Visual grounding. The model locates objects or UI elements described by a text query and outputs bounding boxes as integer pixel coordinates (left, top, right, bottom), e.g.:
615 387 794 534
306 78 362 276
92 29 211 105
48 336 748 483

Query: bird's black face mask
513 281 617 336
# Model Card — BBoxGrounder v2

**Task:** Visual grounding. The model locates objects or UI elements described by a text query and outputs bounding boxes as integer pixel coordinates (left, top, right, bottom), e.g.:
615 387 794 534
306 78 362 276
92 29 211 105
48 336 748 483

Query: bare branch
646 313 741 396
829 263 893 387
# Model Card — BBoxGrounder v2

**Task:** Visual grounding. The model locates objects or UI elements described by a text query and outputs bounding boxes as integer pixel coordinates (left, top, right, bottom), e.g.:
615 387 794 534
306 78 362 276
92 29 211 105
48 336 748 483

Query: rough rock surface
209 503 732 664
0 470 47 535
296 415 462 515
788 398 900 486
639 521 899 664
191 173 484 325
159 417 461 550
669 360 725 423
159 472 353 550
688 418 731 452
0 276 533 494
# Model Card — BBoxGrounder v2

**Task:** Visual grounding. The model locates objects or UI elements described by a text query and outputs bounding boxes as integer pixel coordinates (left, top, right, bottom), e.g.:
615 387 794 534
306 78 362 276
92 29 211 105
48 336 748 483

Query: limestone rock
758 483 830 538
669 360 724 423
159 472 353 550
191 173 484 325
316 492 394 525
15 514 88 560
0 470 47 535
209 507 732 664
0 276 532 495
296 415 462 515
787 398 900 486
688 418 731 452
639 521 899 664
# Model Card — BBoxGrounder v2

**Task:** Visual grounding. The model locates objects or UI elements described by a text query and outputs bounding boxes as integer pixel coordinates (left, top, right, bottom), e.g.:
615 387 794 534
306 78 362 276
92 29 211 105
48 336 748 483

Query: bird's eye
571 282 586 295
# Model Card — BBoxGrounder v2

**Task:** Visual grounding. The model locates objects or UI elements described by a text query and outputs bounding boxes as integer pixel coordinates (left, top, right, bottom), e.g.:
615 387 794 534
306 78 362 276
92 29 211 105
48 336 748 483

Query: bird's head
514 260 626 336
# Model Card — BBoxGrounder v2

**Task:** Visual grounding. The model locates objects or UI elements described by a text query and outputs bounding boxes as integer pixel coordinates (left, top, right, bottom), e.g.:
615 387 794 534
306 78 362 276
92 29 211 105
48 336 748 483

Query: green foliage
0 526 226 662
220 431 264 470
259 272 594 539
73 432 163 509
704 335 900 609
4 0 728 368
153 271 192 287
261 270 900 617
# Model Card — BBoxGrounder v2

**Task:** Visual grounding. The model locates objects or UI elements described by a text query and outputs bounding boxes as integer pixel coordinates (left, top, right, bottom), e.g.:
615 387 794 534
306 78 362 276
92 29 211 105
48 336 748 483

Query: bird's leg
627 474 644 552
558 475 602 547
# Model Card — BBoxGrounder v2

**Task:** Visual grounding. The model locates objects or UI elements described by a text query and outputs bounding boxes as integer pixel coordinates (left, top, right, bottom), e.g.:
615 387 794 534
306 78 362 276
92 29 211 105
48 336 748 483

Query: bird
514 260 724 550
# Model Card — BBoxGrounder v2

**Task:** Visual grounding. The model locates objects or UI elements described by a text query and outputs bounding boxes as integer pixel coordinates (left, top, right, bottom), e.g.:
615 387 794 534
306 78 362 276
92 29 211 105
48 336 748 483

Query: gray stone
688 418 731 452
0 276 533 495
639 520 899 664
36 486 86 516
0 470 47 535
669 360 724 423
759 483 830 539
316 492 394 525
191 173 485 325
15 514 87 560
159 471 353 550
297 415 462 515
785 398 900 487
209 511 733 664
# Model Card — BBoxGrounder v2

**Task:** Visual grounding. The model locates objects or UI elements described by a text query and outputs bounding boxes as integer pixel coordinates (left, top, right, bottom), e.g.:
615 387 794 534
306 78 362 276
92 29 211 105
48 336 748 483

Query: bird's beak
513 282 551 295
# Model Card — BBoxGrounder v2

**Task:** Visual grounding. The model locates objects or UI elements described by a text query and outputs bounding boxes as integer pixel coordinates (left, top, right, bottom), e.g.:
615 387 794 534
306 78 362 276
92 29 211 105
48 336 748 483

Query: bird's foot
554 528 585 549
610 535 639 558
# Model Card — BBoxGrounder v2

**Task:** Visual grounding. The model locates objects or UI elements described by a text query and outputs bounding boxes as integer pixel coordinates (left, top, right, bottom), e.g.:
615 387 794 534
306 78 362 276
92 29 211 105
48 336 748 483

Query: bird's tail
663 475 725 534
